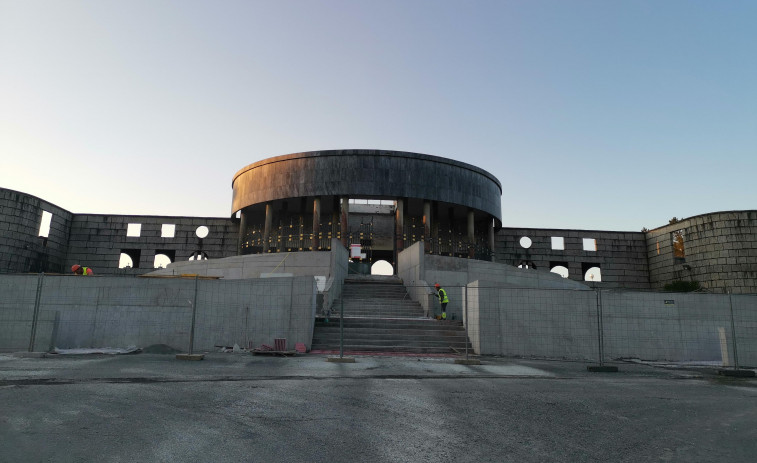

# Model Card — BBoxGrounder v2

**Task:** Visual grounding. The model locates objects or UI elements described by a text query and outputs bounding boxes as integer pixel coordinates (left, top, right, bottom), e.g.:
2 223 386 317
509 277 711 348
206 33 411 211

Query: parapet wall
495 227 650 290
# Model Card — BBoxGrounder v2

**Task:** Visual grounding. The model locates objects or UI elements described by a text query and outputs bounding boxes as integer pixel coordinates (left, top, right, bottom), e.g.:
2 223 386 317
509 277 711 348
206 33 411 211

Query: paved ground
1 352 756 462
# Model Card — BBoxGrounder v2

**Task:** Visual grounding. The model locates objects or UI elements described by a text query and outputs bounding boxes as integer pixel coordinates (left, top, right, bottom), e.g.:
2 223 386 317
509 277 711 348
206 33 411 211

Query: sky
1 0 755 232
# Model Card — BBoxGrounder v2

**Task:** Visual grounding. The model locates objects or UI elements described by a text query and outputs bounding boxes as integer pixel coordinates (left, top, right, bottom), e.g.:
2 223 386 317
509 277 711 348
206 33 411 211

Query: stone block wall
0 188 73 274
646 211 757 294
495 227 650 289
66 214 239 276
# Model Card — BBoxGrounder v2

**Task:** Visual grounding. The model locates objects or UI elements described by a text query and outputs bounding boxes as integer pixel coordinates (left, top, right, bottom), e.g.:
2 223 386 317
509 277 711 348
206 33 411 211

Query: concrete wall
147 248 333 280
496 227 650 290
146 238 348 312
0 274 316 353
646 211 757 294
466 282 757 366
0 188 73 274
399 242 589 320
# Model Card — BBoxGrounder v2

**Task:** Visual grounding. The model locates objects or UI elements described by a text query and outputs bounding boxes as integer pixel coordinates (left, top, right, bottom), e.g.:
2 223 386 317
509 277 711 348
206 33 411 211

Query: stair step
311 279 470 353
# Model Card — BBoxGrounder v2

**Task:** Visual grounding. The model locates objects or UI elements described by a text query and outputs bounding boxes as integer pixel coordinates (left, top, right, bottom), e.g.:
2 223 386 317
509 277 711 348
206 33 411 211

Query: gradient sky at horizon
1 0 755 231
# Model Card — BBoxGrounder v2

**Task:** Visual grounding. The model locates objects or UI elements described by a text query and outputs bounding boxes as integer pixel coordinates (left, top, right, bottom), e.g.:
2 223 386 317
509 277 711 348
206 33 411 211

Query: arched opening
371 260 393 275
583 265 602 282
154 253 172 269
550 265 569 278
189 251 208 261
118 253 133 269
517 260 536 269
119 249 141 268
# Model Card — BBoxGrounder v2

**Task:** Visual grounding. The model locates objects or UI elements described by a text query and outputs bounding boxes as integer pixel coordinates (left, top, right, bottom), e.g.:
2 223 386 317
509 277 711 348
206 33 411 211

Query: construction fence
448 284 756 368
1 273 756 369
0 274 316 354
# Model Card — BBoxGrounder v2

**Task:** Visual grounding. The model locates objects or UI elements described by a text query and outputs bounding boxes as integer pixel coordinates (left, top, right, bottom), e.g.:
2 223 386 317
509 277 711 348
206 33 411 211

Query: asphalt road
1 353 756 463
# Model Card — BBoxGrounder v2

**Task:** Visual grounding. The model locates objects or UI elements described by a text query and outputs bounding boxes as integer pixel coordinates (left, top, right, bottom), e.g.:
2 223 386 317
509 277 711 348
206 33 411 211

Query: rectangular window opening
672 229 685 260
127 223 142 237
582 238 597 251
551 236 565 250
38 210 52 238
161 224 176 238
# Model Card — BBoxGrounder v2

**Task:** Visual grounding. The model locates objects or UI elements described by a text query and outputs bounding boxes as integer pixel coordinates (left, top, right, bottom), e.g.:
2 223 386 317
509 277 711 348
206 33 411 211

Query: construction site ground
1 352 756 462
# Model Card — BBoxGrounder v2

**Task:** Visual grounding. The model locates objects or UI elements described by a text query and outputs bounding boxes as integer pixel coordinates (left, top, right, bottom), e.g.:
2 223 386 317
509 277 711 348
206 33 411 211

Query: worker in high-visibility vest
71 264 93 276
435 283 448 320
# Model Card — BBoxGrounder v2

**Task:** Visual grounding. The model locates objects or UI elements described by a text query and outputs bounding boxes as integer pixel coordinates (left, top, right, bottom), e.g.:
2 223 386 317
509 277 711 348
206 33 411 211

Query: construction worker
71 264 93 276
435 283 448 320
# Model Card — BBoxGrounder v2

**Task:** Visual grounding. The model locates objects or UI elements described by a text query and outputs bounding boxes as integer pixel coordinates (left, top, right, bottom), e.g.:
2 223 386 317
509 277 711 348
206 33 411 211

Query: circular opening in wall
519 237 532 249
195 226 209 239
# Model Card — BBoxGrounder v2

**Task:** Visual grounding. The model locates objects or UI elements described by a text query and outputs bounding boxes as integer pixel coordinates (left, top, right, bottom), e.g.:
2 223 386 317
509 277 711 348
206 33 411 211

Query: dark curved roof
231 150 503 221
233 149 502 190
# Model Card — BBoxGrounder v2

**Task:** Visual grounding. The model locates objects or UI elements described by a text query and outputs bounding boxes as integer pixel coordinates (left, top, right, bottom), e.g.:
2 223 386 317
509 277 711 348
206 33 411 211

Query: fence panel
734 294 757 368
0 275 43 352
1 273 755 367
467 284 599 360
0 274 316 354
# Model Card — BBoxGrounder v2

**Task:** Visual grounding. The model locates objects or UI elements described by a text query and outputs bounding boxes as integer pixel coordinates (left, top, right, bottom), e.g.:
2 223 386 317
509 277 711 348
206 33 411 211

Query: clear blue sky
1 1 755 231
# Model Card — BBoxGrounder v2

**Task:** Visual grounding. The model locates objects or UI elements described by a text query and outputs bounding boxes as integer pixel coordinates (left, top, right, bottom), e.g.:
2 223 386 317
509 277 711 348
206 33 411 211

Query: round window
195 226 209 239
519 236 532 249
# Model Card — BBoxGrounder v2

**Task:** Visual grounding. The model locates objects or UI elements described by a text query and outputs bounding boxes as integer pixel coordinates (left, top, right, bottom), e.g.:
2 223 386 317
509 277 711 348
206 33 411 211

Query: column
332 197 339 243
431 202 440 254
237 208 248 255
395 198 405 253
468 209 475 258
423 201 432 253
340 196 349 248
312 197 321 250
263 202 273 253
488 217 496 262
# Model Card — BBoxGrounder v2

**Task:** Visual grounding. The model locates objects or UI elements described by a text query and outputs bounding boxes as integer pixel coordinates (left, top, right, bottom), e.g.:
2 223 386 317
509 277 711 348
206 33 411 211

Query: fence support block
587 365 618 372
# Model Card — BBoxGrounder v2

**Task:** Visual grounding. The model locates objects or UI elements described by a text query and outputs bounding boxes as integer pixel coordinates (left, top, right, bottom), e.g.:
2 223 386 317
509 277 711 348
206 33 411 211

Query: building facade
2 150 756 293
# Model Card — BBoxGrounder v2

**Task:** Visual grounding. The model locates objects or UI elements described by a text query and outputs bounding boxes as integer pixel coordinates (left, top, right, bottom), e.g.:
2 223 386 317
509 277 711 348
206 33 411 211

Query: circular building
232 150 502 267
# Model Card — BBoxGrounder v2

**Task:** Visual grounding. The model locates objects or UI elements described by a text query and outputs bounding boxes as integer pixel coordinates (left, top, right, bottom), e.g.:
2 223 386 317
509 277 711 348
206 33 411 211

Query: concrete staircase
311 275 471 354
